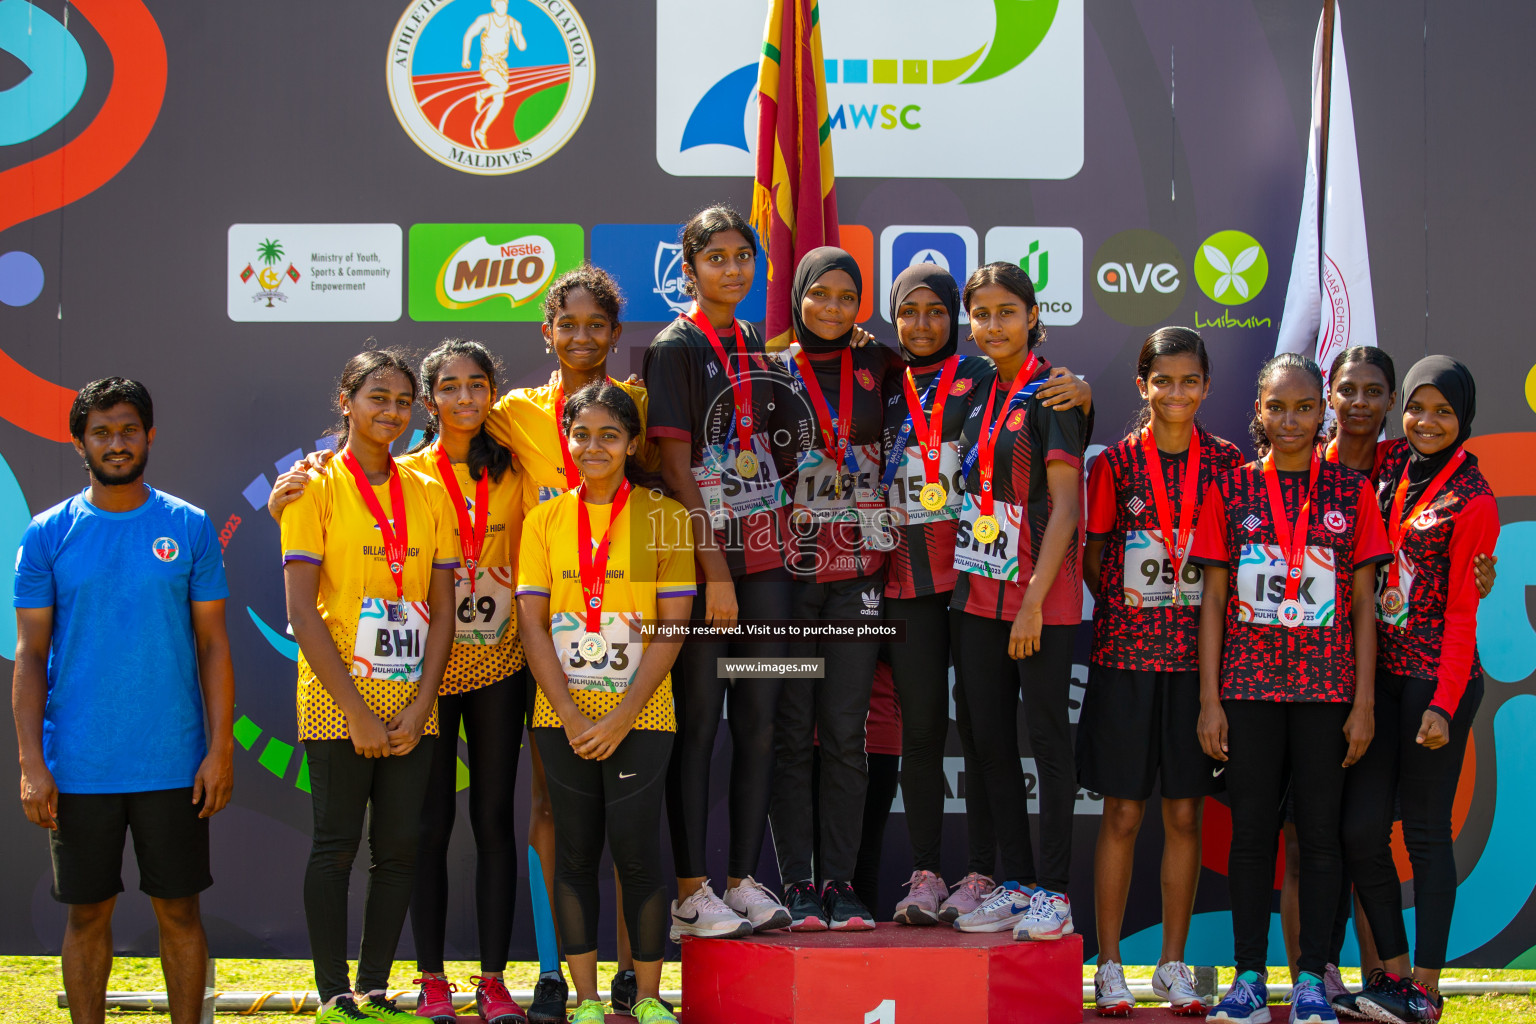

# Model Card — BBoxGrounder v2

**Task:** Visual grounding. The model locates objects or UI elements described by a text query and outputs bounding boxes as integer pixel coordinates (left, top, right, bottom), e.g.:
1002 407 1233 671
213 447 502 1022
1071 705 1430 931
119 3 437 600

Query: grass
2 959 1533 1021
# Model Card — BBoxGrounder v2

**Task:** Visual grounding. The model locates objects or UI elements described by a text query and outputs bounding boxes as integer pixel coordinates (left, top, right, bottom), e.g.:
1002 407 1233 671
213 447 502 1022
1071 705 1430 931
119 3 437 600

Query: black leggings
666 573 790 879
1343 671 1482 970
411 672 527 973
885 593 953 873
953 665 999 877
950 613 1076 891
1224 699 1350 977
303 738 434 1001
812 748 900 913
534 727 673 962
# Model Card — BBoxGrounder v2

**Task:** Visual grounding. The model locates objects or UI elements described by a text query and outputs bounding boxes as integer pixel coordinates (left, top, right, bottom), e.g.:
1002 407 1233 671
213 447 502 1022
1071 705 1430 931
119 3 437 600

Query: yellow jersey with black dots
281 456 459 741
396 446 539 695
516 486 695 730
485 378 658 494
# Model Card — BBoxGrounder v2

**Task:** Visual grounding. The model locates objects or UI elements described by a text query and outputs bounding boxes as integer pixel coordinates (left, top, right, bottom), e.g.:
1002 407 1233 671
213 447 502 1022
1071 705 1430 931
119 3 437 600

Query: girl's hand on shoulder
850 325 876 348
1038 367 1092 411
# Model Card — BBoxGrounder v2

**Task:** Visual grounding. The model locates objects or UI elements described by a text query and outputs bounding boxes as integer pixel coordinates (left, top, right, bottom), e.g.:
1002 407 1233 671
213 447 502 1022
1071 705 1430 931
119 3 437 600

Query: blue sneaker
1207 974 1271 1024
1291 974 1339 1024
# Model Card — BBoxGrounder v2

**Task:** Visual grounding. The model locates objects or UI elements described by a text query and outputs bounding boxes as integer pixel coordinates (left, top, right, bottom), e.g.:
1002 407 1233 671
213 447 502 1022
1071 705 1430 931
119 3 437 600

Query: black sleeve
641 330 698 442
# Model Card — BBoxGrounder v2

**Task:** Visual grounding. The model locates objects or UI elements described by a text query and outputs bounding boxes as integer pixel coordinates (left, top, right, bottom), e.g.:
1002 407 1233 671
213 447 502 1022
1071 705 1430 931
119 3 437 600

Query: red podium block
681 923 1084 1024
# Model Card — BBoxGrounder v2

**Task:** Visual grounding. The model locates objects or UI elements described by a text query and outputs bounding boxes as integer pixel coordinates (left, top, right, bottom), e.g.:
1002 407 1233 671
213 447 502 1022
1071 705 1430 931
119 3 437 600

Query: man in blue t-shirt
13 377 235 1024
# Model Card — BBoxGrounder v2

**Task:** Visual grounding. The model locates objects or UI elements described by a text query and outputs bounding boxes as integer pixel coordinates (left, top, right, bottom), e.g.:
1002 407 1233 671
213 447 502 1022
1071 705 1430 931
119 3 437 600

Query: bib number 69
458 594 498 623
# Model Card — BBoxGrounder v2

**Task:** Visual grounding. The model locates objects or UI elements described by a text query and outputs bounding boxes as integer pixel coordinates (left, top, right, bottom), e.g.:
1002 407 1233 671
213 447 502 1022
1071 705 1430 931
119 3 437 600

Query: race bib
886 441 965 526
693 434 789 527
790 443 883 523
352 597 430 681
1234 543 1337 627
1122 530 1202 609
952 491 1024 581
452 566 514 645
551 611 644 693
1374 550 1416 627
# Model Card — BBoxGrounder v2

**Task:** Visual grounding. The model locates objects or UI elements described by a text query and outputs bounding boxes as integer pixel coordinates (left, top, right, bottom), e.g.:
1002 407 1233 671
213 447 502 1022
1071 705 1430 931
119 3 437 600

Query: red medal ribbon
1141 426 1202 579
576 479 632 635
554 377 616 490
1383 446 1465 590
433 444 490 593
341 449 409 602
1323 437 1341 464
902 356 959 488
973 352 1039 517
792 348 854 458
1260 449 1321 604
688 305 755 452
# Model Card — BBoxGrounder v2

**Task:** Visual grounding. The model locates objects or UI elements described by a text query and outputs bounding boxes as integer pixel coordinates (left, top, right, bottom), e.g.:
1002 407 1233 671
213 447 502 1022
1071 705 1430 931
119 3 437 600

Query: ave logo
1091 230 1185 326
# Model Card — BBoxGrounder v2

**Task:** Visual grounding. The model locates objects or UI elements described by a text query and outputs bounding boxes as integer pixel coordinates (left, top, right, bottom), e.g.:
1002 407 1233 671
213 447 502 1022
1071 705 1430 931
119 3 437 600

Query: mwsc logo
1091 230 1185 327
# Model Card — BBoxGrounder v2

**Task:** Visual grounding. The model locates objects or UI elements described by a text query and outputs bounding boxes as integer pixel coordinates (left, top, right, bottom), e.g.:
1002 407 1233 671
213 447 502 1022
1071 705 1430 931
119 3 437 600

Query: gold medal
919 481 947 512
736 449 759 478
973 514 1001 544
578 632 608 662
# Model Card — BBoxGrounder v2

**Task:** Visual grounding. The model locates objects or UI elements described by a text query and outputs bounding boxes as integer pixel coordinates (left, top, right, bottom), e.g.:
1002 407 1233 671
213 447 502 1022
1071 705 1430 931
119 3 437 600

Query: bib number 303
551 611 644 693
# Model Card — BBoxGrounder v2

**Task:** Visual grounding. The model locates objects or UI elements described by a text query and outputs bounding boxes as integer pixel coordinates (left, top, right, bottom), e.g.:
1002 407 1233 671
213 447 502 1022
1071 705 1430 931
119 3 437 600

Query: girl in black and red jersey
948 262 1087 944
1337 357 1499 1024
641 205 797 940
1077 327 1244 1016
1323 347 1399 478
768 246 902 932
880 263 1091 926
1192 352 1389 1024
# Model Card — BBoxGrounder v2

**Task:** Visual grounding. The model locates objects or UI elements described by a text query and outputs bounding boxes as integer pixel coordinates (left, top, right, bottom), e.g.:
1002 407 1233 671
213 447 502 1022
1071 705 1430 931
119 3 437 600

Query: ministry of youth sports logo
388 0 595 175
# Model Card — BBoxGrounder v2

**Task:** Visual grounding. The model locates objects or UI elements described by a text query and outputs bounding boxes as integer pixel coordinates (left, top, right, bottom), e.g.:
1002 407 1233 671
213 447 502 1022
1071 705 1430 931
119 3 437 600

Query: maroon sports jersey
1190 459 1390 702
1372 439 1499 718
1087 424 1245 672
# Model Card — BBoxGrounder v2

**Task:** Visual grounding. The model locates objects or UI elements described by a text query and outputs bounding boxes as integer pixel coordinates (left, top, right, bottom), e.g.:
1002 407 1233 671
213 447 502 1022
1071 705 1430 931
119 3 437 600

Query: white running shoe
722 876 791 932
1322 964 1349 1008
668 881 753 941
953 883 1035 933
893 870 949 926
1096 960 1134 1017
1012 888 1074 940
938 872 995 923
1153 960 1207 1016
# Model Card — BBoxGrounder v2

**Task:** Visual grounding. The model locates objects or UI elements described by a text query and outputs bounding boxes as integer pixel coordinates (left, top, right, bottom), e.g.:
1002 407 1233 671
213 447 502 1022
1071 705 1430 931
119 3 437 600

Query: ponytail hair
409 339 514 483
1248 352 1324 455
962 262 1047 349
331 345 419 448
560 380 643 486
1325 345 1398 440
1128 326 1209 436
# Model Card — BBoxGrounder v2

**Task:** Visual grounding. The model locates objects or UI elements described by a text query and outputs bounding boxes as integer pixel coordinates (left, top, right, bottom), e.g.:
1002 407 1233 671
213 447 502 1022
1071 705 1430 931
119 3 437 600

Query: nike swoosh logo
619 771 636 779
675 911 699 923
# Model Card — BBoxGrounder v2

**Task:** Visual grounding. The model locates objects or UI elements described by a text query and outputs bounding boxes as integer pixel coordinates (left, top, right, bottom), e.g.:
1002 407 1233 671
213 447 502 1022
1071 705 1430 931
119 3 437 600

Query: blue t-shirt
14 486 230 794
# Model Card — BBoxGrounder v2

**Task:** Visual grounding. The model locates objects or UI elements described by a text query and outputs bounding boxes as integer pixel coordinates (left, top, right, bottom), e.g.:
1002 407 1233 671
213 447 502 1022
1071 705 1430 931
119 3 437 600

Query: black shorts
50 788 212 904
1076 666 1222 801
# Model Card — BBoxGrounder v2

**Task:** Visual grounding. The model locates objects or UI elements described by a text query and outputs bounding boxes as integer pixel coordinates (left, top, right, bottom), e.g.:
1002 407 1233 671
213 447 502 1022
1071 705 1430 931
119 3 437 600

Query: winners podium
680 924 1086 1024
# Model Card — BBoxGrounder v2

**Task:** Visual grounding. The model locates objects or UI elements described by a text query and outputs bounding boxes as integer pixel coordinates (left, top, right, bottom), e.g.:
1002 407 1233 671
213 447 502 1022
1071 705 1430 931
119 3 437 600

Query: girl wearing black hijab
767 246 902 931
1340 356 1500 1024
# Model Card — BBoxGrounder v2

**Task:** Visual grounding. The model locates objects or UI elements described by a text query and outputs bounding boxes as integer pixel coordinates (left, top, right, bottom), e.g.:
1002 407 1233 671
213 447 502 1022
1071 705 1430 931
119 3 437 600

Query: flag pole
1316 0 1336 298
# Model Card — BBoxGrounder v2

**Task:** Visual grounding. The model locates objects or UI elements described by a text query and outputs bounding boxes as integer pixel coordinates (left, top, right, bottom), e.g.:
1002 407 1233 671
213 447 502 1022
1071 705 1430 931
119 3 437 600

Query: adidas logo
1126 495 1146 515
860 588 881 616
1242 514 1263 532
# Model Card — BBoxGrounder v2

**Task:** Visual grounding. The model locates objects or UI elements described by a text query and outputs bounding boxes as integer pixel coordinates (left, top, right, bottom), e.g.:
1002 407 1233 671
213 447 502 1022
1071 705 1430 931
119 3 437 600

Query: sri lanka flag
751 0 839 351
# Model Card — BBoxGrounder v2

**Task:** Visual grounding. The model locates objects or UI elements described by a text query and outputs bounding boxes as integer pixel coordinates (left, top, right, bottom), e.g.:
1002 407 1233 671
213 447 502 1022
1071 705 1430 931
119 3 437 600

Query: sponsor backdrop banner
3 0 1535 970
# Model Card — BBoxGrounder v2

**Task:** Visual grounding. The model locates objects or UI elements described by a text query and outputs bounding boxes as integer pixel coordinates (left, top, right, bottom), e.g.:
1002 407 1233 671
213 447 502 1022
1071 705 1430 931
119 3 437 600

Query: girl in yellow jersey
517 381 695 1024
280 349 458 1024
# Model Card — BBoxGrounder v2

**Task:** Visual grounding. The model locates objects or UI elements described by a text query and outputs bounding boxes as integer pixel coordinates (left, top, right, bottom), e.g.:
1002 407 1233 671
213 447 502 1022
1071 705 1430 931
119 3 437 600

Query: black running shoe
784 879 827 932
526 972 569 1024
821 880 876 931
1335 969 1399 1022
610 970 675 1017
1358 976 1442 1024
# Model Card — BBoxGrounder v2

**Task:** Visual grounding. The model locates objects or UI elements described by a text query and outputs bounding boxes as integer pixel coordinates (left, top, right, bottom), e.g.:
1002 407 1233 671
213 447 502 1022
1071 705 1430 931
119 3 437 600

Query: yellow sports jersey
280 455 459 741
396 446 539 695
485 377 657 493
516 486 696 730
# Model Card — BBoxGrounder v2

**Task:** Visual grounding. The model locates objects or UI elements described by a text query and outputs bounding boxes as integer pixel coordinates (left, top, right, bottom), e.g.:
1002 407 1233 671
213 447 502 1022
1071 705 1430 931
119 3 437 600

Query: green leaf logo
1193 230 1268 305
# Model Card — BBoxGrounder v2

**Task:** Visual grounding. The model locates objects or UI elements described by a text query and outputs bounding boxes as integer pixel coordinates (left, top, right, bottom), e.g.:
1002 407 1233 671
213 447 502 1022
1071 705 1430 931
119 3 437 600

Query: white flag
1275 2 1377 379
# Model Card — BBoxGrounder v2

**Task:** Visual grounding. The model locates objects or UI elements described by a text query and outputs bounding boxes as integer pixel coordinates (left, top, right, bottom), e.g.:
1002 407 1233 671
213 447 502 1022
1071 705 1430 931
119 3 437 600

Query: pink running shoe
938 872 995 924
894 870 949 925
412 976 457 1024
473 975 527 1024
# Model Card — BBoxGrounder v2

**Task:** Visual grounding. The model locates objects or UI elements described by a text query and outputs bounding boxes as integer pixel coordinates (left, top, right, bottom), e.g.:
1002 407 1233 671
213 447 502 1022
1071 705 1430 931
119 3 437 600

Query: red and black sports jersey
776 342 904 582
881 355 992 599
1372 439 1500 718
1190 460 1391 702
1321 436 1395 483
950 356 1088 625
1087 424 1245 672
643 316 795 578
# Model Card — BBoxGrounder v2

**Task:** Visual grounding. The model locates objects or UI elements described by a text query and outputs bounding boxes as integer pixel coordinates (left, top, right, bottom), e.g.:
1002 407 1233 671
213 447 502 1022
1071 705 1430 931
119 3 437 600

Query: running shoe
1291 974 1339 1024
1207 974 1271 1024
938 872 995 924
1013 887 1073 941
1334 970 1398 1022
669 881 753 941
953 882 1035 933
570 999 607 1024
610 971 674 1017
784 879 827 932
633 996 680 1024
1154 960 1206 1016
1323 965 1349 1008
356 994 420 1023
724 876 792 932
1357 978 1442 1024
473 975 526 1024
822 880 876 931
316 997 372 1023
893 870 949 926
412 977 456 1024
1095 960 1134 1017
527 971 569 1024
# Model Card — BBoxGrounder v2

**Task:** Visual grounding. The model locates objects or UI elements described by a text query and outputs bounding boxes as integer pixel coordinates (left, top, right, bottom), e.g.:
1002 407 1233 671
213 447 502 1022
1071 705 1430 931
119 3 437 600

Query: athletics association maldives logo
388 0 595 175
152 537 179 562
